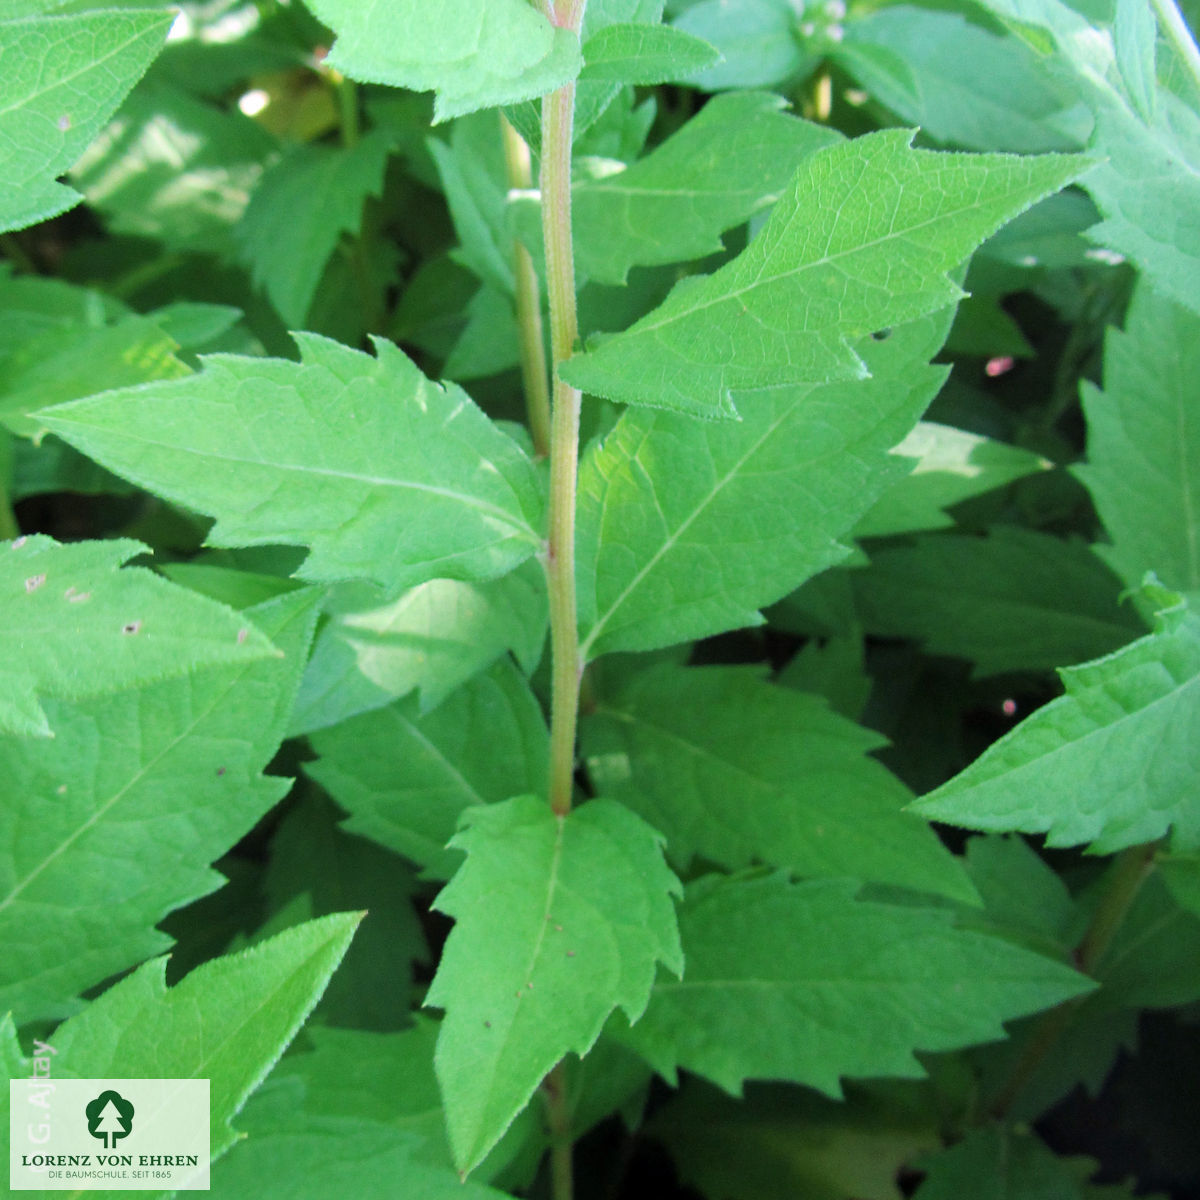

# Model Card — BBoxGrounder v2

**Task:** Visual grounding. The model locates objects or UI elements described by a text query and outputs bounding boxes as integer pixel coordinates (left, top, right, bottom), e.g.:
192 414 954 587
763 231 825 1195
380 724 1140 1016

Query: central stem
539 5 587 1196
541 12 585 818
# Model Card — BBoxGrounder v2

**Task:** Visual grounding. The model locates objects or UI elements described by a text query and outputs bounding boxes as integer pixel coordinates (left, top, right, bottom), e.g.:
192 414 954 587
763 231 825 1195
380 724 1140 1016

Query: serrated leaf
0 588 318 1023
0 315 189 438
854 422 1051 539
912 1126 1094 1200
614 873 1091 1096
308 659 548 880
290 562 547 735
580 21 720 83
561 131 1088 416
850 528 1145 677
236 130 393 327
835 7 1089 153
1075 280 1200 596
305 0 581 123
576 313 950 659
427 794 682 1173
583 664 977 903
0 8 171 233
42 334 545 594
0 535 278 738
569 91 840 286
6 913 361 1174
912 602 1200 852
977 0 1200 315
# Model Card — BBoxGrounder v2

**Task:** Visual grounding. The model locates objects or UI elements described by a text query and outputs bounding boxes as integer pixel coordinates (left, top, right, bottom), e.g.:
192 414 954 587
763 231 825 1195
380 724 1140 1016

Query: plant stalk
501 114 552 458
541 2 585 820
987 840 1161 1119
539 6 587 1199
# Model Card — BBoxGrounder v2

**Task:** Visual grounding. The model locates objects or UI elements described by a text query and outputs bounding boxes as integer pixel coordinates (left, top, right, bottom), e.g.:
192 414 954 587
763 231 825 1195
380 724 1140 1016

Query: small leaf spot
483 1020 491 1028
554 924 563 932
69 591 91 604
122 620 142 635
56 785 67 796
236 628 249 645
56 114 71 132
216 767 226 777
526 981 534 989
566 950 575 958
12 536 27 549
25 574 46 592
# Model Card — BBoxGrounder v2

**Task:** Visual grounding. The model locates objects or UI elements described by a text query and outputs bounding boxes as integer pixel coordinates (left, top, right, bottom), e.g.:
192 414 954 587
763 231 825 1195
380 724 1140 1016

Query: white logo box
9 1079 209 1191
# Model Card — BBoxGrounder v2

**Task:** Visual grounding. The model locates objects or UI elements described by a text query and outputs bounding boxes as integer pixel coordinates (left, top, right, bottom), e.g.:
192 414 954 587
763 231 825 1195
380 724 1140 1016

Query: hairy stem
987 840 1161 1119
540 6 587 1199
501 114 552 457
542 21 584 819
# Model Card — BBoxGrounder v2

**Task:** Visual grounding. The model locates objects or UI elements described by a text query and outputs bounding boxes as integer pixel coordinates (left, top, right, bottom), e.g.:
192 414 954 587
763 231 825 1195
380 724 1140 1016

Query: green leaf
912 1126 1095 1200
912 601 1200 853
253 1019 541 1184
209 1109 518 1200
42 334 545 594
673 0 809 91
305 0 582 122
429 112 513 296
850 528 1145 677
427 794 682 1173
1160 851 1200 919
580 21 720 83
0 588 317 1023
570 91 840 286
976 0 1200 315
290 562 547 735
1114 0 1158 122
308 660 547 880
835 7 1089 153
853 422 1051 539
1093 871 1200 1008
561 131 1088 416
961 835 1079 956
0 534 279 738
236 130 393 327
1075 280 1200 596
583 663 977 903
575 313 950 658
0 8 172 233
70 80 279 254
0 314 189 438
19 913 361 1171
0 263 127 353
614 873 1091 1096
651 1079 940 1200
262 791 428 1029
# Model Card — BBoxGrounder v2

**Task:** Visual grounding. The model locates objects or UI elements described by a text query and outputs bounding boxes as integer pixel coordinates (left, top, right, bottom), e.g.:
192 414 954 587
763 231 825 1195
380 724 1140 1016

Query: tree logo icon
85 1089 135 1149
